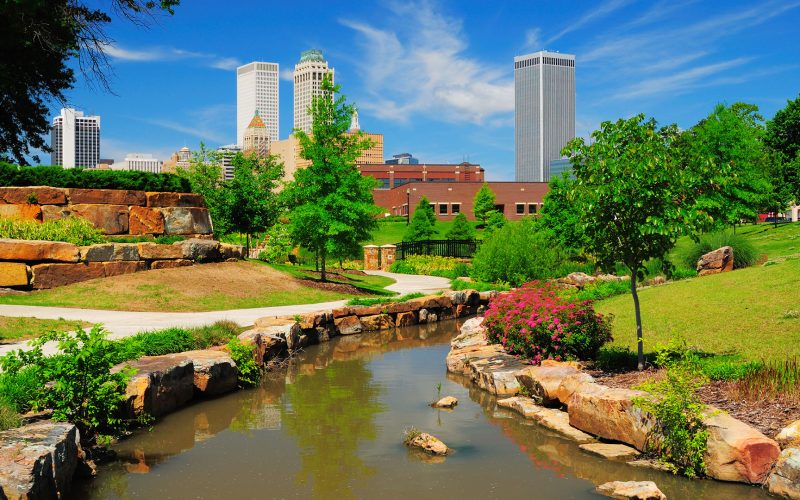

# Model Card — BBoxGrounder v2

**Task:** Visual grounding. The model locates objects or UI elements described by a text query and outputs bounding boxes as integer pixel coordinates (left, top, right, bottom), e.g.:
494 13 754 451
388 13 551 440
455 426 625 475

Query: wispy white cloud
279 68 294 81
523 28 542 51
546 0 633 45
341 1 513 125
104 43 240 71
615 58 752 99
138 104 234 145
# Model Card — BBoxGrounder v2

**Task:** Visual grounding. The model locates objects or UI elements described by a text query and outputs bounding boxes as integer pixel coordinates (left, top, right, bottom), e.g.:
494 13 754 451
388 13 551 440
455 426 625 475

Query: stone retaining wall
0 238 244 289
0 186 211 236
446 317 783 487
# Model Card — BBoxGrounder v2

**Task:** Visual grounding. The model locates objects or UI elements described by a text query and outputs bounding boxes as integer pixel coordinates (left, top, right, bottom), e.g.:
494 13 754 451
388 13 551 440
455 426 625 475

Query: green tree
483 210 506 236
765 95 800 202
177 143 231 235
539 174 587 253
403 196 437 241
283 76 380 281
0 1 179 164
445 212 475 240
473 183 497 225
224 152 284 254
562 114 717 370
681 102 771 228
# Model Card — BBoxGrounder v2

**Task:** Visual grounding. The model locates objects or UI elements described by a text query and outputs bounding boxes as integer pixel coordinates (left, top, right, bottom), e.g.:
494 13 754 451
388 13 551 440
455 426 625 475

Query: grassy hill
367 219 482 245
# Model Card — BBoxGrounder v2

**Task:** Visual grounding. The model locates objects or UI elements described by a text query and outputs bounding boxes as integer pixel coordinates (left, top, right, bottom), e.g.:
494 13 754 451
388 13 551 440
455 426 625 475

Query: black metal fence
394 239 479 260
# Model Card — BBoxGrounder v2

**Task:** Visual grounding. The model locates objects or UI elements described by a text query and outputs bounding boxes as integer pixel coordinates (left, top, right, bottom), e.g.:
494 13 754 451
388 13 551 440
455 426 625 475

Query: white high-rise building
237 62 279 146
514 51 575 182
51 108 100 168
112 153 163 174
217 144 242 181
293 49 334 134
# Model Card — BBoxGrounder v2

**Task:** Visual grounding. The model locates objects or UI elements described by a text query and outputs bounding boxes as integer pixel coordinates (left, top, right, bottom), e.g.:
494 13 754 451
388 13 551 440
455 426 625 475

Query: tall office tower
293 49 334 134
514 51 575 182
217 144 242 181
237 62 279 146
242 111 270 158
51 108 101 168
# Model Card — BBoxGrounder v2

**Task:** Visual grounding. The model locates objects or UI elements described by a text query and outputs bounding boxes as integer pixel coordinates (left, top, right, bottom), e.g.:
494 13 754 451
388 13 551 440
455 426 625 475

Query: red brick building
373 182 550 221
361 162 484 189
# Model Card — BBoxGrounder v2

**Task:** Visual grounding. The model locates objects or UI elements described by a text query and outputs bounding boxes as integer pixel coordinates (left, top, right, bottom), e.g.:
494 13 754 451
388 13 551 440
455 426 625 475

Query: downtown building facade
51 108 100 168
112 153 162 173
293 49 334 134
514 51 575 182
237 62 279 145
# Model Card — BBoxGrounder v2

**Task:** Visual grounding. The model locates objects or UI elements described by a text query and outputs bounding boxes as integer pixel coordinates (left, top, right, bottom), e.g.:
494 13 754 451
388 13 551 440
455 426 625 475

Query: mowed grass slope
0 316 91 343
0 261 395 312
596 257 800 362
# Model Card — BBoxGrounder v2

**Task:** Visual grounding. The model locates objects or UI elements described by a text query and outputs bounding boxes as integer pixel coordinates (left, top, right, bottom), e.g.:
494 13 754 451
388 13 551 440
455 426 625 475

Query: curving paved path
0 271 450 354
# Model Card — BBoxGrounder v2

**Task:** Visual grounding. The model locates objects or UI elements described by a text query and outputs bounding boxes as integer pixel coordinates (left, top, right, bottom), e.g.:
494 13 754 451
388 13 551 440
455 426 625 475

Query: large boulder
395 311 417 327
129 206 165 235
406 432 448 456
496 397 595 443
0 262 29 287
150 259 194 270
183 350 238 396
0 186 67 205
446 343 503 376
515 362 594 406
334 315 363 335
79 243 139 262
160 207 212 235
467 352 524 396
450 316 486 349
146 192 205 208
237 328 286 365
777 420 800 449
67 188 145 206
360 314 395 331
219 243 244 260
137 242 184 260
0 239 79 262
177 238 220 261
558 272 596 289
70 204 129 234
30 261 146 289
0 421 83 500
697 246 734 276
567 385 653 451
596 481 666 500
254 318 302 351
0 204 42 221
703 411 780 484
114 354 195 418
767 447 800 498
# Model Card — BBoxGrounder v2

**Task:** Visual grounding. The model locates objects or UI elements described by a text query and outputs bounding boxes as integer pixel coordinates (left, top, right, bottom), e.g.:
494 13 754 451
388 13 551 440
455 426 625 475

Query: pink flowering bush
483 281 612 364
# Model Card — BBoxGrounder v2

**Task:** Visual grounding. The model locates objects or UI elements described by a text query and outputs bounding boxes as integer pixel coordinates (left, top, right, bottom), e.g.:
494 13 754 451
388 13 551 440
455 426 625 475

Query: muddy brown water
73 319 772 499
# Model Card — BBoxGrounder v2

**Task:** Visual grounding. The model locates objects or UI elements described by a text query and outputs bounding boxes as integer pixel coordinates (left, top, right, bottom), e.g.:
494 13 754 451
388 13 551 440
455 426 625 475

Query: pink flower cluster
484 281 612 364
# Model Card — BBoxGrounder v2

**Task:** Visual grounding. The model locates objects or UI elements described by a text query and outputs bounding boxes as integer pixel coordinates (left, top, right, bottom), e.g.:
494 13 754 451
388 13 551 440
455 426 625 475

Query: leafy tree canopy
282 76 380 280
445 212 475 240
404 196 437 242
473 183 496 225
0 0 180 164
766 95 800 202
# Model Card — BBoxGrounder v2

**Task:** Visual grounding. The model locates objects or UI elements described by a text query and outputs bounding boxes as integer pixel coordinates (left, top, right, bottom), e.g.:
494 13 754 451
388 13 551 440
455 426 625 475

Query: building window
528 203 537 214
439 203 448 215
430 203 436 213
451 203 461 214
516 203 525 215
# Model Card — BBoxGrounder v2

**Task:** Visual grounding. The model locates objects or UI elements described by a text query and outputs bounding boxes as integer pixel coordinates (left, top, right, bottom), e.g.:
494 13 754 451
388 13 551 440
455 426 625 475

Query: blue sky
51 0 800 180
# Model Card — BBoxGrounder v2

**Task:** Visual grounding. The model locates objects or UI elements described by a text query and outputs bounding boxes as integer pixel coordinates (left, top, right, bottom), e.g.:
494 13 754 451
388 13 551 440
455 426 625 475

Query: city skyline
33 1 800 180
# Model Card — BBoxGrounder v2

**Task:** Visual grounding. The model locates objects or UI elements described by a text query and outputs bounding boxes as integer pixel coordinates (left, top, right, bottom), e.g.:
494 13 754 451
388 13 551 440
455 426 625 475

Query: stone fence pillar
363 245 379 271
380 244 396 272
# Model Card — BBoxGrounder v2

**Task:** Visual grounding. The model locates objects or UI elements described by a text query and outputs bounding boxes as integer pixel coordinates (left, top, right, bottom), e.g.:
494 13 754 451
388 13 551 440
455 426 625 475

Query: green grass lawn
670 222 800 263
0 316 91 344
264 262 397 296
595 257 800 362
367 219 483 245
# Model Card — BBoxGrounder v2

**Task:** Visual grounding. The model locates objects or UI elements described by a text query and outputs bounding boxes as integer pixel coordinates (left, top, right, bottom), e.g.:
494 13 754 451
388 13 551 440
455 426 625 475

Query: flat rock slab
567 385 653 451
497 396 595 443
67 188 146 206
334 315 363 335
579 443 640 461
433 396 458 409
468 353 524 396
515 363 594 406
114 354 194 418
0 186 67 205
31 261 146 289
146 192 204 208
450 316 486 349
0 421 82 500
776 420 800 449
704 410 781 484
182 349 238 396
0 262 29 287
627 459 673 472
767 447 800 498
0 239 79 262
596 481 666 500
238 328 288 365
129 206 165 235
137 242 184 260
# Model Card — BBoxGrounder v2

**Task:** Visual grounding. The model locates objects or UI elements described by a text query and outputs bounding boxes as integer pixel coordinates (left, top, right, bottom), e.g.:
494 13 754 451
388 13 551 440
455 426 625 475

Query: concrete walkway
0 271 450 354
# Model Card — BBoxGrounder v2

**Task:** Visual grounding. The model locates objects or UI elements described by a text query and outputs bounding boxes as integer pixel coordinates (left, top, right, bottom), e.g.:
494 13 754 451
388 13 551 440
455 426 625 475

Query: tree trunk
245 233 250 258
630 272 645 371
315 251 319 272
320 251 327 282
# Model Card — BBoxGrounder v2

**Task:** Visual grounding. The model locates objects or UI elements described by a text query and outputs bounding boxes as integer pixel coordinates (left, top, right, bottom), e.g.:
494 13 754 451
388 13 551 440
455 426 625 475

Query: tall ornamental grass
0 216 104 245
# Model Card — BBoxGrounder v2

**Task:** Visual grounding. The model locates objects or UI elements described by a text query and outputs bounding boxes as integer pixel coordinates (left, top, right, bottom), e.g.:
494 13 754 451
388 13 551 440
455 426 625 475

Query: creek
73 318 770 499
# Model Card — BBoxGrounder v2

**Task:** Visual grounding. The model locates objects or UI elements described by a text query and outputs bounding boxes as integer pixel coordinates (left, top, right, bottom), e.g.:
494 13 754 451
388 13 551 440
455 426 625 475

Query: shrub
594 346 639 372
389 255 469 279
111 321 240 363
471 219 566 286
227 337 261 387
0 216 104 245
0 326 132 438
572 280 630 302
677 229 758 270
0 163 191 192
450 278 510 292
728 358 800 403
445 212 475 240
633 346 709 477
0 401 21 431
258 223 294 263
483 282 613 364
346 292 424 307
0 366 43 413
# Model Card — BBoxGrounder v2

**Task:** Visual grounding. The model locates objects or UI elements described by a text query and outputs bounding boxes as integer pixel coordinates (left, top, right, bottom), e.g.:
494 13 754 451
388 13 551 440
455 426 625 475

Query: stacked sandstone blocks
0 186 211 236
0 238 244 289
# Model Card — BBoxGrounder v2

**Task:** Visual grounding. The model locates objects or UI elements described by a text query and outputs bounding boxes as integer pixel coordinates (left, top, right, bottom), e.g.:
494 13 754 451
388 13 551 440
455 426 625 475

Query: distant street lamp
406 188 411 226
